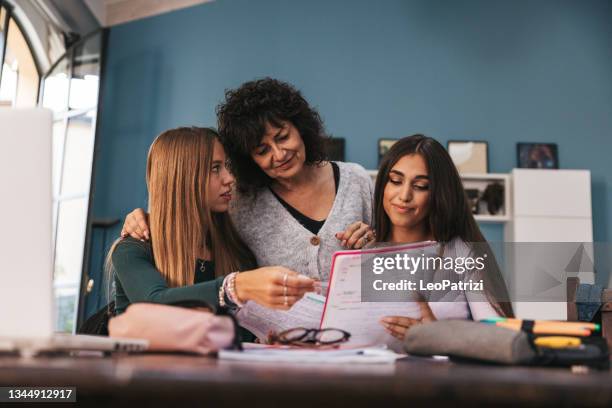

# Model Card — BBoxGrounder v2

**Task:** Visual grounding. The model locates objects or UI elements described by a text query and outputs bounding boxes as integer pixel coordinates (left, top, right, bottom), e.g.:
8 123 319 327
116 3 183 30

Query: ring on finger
284 295 288 306
283 285 288 296
283 272 288 286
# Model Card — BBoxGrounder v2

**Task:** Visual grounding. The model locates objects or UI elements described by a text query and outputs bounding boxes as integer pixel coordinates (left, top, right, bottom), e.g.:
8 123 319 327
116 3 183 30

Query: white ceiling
84 0 214 27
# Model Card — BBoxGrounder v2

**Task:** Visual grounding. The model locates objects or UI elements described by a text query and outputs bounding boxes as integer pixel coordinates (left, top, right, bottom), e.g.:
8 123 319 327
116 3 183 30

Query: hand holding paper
235 267 315 310
236 292 326 340
380 301 437 340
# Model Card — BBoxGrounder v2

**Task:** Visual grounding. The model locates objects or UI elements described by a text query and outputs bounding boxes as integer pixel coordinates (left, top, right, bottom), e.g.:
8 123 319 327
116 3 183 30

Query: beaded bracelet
219 272 244 308
218 275 229 307
226 272 245 308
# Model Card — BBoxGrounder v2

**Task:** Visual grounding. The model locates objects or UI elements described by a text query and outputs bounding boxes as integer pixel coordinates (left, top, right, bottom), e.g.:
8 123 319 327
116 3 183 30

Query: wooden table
1 353 611 407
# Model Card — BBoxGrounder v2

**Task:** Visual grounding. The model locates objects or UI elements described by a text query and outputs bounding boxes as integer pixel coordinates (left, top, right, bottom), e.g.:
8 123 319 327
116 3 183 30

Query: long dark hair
374 134 513 317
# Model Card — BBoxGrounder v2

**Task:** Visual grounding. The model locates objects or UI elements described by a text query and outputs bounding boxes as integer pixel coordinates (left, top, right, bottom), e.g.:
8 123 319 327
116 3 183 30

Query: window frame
39 28 109 332
1 0 109 333
0 0 43 104
0 2 10 85
77 29 109 330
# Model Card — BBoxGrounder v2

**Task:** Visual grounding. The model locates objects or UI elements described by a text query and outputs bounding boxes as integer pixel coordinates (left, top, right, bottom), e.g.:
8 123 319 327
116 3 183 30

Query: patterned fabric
428 238 501 321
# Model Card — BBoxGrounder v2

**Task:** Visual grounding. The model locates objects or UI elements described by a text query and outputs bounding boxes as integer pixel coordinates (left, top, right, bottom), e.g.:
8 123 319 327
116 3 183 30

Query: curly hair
216 78 328 195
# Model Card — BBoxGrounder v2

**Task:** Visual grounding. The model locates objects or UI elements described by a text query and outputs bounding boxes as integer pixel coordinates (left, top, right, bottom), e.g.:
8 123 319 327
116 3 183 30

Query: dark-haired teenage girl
373 135 513 340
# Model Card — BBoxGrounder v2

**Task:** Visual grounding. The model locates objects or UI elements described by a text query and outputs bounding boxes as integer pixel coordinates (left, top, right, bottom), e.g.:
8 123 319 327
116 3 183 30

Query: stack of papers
219 343 402 364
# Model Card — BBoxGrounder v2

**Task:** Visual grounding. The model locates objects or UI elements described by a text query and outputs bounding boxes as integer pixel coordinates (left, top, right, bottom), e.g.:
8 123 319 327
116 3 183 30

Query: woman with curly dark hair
216 78 331 195
122 78 374 286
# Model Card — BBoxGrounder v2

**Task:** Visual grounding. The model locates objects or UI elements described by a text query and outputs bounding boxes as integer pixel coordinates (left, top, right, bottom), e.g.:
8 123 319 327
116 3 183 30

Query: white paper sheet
321 253 422 351
218 343 401 364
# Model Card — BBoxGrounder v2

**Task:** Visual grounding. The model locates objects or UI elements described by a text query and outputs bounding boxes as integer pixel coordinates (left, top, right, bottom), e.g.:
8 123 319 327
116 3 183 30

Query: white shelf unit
366 170 511 223
504 169 593 321
505 169 593 242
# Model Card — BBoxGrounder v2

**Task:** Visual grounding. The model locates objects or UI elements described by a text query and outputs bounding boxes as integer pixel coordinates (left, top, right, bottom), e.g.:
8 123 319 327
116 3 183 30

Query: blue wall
93 0 612 250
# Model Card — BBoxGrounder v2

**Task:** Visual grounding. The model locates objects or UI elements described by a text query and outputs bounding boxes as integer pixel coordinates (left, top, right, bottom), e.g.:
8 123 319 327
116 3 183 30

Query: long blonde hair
146 127 255 287
107 127 255 293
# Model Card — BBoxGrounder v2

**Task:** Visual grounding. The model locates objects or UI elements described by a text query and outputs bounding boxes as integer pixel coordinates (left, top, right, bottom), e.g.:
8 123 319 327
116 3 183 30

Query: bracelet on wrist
219 272 244 309
226 272 245 308
218 276 229 308
219 273 234 308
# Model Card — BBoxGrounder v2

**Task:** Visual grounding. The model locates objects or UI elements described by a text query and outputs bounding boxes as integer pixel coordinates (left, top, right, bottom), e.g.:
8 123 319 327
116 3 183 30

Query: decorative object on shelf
326 137 345 162
460 173 510 222
447 140 489 174
378 139 398 166
481 182 504 215
517 143 558 169
465 189 480 214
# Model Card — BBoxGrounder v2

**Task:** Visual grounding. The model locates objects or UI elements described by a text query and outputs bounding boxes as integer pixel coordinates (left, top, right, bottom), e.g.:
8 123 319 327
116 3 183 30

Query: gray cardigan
229 161 374 280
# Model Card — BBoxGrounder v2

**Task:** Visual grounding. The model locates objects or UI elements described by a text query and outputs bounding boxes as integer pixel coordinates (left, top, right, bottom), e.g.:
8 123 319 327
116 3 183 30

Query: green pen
480 317 506 324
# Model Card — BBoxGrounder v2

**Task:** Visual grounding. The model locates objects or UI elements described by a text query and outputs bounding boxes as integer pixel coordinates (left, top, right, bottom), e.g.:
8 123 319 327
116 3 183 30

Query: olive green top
111 238 224 315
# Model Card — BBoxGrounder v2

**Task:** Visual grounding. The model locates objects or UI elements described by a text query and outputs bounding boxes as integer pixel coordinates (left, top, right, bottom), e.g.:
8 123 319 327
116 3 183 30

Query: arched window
1 0 105 333
0 2 40 107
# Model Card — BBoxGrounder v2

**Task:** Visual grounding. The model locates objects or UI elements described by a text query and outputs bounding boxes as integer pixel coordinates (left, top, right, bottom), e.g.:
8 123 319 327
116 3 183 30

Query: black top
195 259 215 283
270 162 340 235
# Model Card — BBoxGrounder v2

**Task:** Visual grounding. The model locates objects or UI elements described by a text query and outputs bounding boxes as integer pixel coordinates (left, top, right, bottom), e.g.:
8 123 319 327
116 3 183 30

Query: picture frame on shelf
378 138 398 166
516 143 558 169
447 140 489 174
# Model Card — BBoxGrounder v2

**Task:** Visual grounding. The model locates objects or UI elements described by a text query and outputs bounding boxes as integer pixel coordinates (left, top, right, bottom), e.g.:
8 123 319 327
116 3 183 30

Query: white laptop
0 108 147 355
